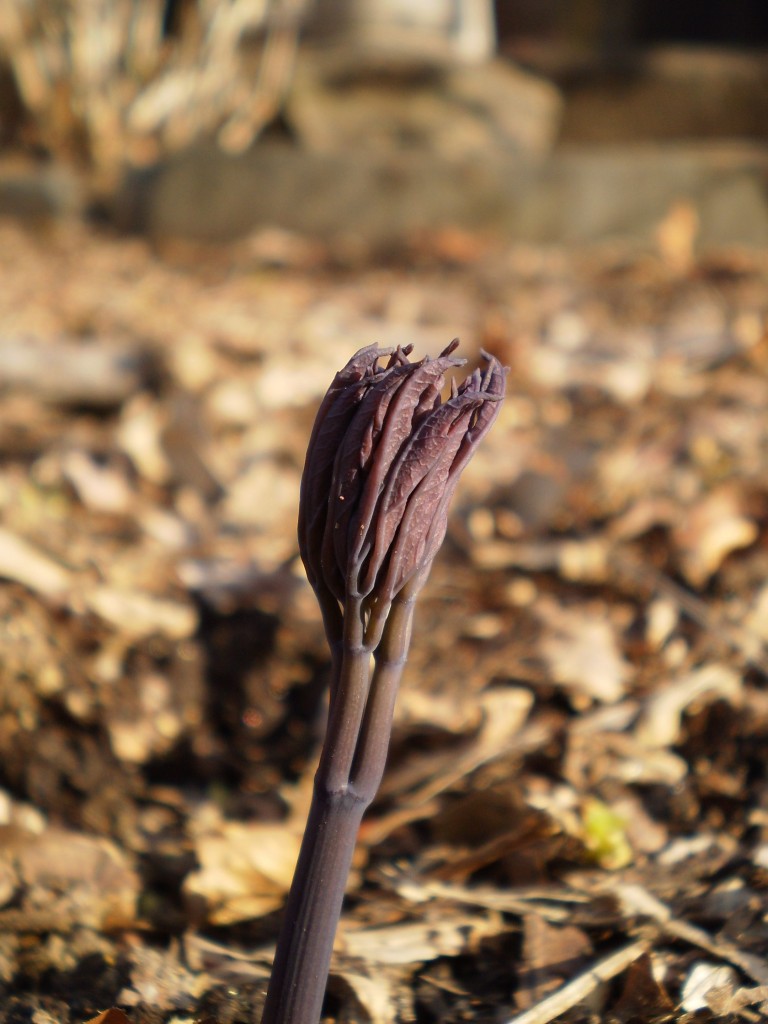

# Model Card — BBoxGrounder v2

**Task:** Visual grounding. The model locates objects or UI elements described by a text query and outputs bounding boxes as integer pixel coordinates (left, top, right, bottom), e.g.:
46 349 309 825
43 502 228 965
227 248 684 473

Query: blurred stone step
116 140 768 247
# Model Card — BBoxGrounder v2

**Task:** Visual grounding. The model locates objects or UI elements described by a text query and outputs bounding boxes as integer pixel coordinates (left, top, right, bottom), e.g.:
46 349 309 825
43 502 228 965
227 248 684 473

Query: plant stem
261 582 420 1024
260 784 367 1024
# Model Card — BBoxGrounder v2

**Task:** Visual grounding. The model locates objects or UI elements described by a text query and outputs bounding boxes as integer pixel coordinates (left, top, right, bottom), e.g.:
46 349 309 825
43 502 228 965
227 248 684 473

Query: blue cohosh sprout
262 341 506 1024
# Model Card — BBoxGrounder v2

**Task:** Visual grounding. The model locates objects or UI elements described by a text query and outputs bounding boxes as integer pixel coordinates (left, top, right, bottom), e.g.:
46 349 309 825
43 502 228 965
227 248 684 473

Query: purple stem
261 579 421 1024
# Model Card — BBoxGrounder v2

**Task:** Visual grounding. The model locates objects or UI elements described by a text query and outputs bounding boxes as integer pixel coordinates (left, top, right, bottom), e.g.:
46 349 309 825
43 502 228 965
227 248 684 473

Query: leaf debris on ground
0 218 766 1022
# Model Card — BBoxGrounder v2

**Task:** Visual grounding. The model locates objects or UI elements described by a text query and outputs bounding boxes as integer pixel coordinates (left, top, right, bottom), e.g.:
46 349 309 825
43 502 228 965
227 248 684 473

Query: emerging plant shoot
262 341 506 1024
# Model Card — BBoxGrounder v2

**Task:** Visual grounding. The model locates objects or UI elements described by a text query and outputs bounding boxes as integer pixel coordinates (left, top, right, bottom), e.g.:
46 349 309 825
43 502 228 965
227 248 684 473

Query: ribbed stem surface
260 786 366 1024
261 584 419 1024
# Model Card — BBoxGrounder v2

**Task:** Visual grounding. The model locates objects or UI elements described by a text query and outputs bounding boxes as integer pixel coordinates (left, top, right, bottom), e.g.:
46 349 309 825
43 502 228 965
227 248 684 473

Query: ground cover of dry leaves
0 212 767 1024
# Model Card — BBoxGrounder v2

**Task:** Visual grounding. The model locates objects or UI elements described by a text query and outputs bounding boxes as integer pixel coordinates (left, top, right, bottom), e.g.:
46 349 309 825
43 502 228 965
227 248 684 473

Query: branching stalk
261 579 420 1024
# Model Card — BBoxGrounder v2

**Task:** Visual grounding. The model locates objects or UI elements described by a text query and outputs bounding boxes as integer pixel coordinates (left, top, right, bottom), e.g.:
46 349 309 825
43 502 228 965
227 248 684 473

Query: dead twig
617 883 768 986
500 939 650 1024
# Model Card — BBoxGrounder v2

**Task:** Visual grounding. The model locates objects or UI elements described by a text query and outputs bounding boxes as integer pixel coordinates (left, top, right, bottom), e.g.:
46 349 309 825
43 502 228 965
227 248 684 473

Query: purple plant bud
298 342 506 617
298 344 387 593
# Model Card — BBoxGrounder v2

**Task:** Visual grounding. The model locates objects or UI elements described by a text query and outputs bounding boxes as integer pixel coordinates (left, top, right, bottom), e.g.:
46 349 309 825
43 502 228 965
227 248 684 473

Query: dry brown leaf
612 794 668 856
645 598 679 650
635 663 742 748
117 394 172 485
84 587 198 641
0 527 71 597
706 981 768 1017
536 598 631 704
333 969 400 1024
394 688 484 735
673 485 758 586
612 952 675 1021
515 914 593 1011
184 820 301 925
0 337 142 406
61 450 134 515
221 461 302 569
680 961 739 1012
0 827 138 931
339 909 505 966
